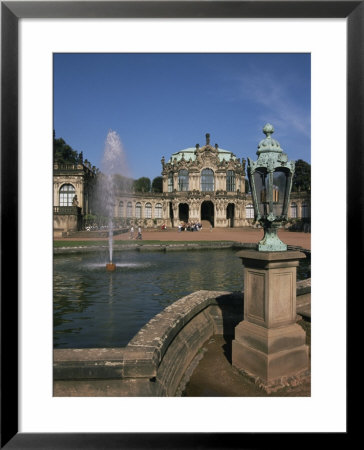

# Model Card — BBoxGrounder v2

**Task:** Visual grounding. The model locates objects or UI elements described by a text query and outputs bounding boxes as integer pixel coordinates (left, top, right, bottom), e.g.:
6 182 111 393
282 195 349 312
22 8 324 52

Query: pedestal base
232 320 309 392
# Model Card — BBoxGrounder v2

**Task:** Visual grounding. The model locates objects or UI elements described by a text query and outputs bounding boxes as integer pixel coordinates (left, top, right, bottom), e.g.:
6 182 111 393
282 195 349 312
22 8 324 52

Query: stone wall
112 191 309 229
53 213 80 234
54 282 310 397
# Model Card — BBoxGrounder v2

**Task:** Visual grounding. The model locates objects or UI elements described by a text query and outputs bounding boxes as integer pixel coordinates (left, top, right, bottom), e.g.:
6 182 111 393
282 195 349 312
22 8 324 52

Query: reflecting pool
54 249 310 349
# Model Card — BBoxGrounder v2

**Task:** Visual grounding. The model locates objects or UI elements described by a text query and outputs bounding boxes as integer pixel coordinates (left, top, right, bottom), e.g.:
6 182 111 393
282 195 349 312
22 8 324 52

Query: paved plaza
59 227 311 251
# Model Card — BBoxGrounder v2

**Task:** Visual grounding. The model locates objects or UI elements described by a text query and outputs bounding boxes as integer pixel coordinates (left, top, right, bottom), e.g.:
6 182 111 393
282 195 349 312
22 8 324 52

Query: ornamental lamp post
247 123 295 251
231 124 309 391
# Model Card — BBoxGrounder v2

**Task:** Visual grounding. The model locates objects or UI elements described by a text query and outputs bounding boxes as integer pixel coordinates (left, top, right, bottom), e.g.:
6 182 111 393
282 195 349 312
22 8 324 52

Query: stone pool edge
54 241 310 254
53 281 310 397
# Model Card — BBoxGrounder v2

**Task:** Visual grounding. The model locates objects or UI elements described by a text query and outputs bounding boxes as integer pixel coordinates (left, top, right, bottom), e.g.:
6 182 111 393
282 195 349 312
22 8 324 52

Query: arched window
246 203 254 219
145 203 152 218
290 202 298 218
59 184 76 206
226 170 236 192
135 202 142 219
168 172 173 192
301 202 309 218
178 169 189 191
201 168 214 192
127 202 132 218
118 201 124 218
155 203 162 219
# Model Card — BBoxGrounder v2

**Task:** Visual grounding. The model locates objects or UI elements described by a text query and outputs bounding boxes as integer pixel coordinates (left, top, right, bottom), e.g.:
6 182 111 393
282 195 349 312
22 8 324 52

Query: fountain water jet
99 130 129 271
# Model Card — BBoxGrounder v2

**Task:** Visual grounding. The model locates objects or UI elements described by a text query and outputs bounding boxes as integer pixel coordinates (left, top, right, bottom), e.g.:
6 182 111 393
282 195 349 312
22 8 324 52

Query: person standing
130 225 134 239
137 226 142 240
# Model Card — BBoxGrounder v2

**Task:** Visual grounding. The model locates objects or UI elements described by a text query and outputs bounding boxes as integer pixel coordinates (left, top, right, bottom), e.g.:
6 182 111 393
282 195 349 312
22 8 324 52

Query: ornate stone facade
113 192 166 229
53 163 96 235
158 133 249 228
53 133 310 233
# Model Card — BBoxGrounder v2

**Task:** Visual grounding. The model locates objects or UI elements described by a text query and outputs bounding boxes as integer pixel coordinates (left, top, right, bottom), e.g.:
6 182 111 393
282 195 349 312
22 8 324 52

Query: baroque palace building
53 132 311 235
53 161 97 237
121 133 250 228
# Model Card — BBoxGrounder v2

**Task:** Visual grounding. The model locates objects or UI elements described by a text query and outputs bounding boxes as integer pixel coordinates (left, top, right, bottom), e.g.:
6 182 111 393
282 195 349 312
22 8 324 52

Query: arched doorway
179 203 189 223
201 201 214 227
227 203 235 228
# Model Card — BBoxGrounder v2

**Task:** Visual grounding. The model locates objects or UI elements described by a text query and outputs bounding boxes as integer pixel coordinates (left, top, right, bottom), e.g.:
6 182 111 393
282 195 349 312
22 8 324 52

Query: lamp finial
263 123 274 138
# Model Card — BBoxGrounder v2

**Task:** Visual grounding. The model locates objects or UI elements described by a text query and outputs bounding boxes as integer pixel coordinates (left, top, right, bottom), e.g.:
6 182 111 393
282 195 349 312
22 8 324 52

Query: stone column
172 201 179 225
232 249 309 391
54 181 60 206
162 175 168 193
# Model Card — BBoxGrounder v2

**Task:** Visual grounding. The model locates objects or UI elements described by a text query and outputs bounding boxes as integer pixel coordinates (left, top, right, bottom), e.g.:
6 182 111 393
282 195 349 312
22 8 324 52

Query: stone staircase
200 220 213 231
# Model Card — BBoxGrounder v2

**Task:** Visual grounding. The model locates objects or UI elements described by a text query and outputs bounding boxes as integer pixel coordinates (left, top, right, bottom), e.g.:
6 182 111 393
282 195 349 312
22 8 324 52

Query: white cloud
229 67 310 140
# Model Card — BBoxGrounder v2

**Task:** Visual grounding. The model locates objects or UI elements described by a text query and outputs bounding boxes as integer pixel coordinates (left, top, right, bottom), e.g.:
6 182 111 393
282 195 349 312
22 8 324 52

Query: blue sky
53 53 310 180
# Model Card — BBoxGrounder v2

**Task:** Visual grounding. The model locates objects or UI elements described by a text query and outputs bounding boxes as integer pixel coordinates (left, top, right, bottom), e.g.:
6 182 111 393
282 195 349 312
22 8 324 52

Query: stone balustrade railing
53 281 310 397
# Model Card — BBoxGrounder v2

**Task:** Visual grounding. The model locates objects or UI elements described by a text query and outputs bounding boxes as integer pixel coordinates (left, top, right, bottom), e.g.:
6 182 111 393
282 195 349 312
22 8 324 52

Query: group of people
178 222 202 232
129 225 142 240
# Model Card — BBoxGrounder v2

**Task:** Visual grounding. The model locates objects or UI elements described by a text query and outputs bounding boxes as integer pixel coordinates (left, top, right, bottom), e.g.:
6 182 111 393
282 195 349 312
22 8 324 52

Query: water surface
54 249 310 349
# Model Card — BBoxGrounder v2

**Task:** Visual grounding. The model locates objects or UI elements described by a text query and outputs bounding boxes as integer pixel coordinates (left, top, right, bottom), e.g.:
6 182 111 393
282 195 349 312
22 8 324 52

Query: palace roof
169 147 236 163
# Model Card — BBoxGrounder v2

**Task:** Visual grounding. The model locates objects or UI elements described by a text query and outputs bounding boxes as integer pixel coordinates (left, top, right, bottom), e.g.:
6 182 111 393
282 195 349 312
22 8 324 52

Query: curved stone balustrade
54 281 310 397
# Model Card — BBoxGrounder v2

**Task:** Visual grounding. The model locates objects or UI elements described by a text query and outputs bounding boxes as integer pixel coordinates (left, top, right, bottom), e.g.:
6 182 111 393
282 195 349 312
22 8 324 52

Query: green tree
112 174 134 193
133 177 151 193
53 131 79 164
292 159 311 192
151 176 163 193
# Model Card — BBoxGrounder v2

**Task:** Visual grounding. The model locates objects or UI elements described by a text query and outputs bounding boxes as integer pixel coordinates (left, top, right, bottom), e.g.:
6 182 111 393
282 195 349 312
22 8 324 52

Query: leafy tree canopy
133 177 151 193
152 176 163 193
112 173 134 193
53 131 98 173
53 131 80 164
292 159 311 192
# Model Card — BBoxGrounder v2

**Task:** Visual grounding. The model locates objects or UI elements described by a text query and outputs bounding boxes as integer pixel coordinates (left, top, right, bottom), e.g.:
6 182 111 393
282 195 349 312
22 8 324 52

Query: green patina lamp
248 124 295 251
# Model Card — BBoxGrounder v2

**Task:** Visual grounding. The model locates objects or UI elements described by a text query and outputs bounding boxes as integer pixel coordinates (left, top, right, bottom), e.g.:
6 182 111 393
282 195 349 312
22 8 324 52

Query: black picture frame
1 1 357 448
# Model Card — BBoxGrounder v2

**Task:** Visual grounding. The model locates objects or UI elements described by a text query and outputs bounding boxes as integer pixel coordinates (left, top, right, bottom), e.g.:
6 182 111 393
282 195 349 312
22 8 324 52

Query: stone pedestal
232 250 309 391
